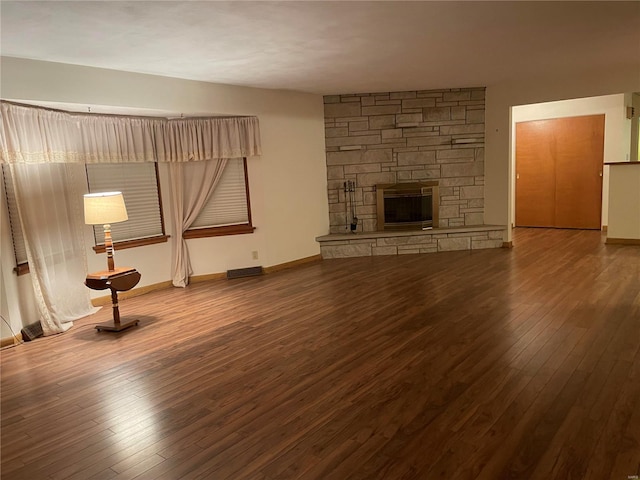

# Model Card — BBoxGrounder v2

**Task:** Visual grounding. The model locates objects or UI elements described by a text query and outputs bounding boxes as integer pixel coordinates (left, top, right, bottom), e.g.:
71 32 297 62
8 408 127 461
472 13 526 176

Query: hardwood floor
1 228 639 479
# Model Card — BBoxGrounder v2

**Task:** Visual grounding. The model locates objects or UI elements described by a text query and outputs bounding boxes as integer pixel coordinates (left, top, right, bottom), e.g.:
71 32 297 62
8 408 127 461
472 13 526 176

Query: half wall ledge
316 225 507 259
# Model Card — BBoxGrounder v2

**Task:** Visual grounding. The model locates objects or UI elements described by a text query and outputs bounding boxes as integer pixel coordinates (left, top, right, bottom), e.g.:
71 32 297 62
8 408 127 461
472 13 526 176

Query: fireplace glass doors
376 182 439 231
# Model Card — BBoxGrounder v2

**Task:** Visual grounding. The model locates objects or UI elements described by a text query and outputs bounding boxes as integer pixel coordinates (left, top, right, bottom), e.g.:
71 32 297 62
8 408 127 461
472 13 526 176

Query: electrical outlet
252 251 258 260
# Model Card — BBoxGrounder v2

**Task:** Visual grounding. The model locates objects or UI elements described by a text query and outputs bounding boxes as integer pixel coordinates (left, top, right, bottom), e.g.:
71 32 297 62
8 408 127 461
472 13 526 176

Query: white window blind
86 163 164 244
1 166 28 265
190 158 249 229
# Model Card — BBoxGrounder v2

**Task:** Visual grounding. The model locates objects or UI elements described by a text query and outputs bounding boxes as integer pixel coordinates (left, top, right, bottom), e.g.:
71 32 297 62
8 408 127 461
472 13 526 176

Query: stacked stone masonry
317 226 505 259
324 88 486 234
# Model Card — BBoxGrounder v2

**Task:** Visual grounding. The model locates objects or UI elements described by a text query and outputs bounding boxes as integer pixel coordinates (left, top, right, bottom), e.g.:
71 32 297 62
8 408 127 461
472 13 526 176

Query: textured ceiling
1 1 639 95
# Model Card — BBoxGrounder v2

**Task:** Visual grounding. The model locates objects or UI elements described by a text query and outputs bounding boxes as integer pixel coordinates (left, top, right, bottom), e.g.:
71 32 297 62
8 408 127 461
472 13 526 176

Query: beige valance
0 101 262 164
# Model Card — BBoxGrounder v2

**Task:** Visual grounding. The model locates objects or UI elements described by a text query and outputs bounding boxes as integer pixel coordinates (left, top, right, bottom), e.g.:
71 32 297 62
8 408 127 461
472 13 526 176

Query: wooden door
515 120 556 227
516 115 605 229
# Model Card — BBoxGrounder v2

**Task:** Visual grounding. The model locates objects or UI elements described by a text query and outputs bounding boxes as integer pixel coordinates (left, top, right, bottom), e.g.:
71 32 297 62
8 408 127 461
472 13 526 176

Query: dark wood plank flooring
1 228 639 479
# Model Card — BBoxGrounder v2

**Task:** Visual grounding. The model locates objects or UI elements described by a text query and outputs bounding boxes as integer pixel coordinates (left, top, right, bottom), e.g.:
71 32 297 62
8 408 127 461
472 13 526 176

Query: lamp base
95 317 140 332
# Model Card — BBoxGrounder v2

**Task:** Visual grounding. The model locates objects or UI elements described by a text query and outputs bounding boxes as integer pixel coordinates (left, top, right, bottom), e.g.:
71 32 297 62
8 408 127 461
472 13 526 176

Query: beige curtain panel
1 103 86 163
79 114 162 163
169 159 229 288
158 117 262 162
0 101 262 164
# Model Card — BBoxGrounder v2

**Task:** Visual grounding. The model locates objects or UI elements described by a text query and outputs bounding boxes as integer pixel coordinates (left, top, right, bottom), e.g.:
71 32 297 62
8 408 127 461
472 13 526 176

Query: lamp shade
84 192 128 225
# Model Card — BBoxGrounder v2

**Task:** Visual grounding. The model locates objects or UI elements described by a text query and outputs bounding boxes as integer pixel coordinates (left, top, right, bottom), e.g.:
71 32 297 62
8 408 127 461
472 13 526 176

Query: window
183 158 255 238
86 162 167 251
1 165 28 273
3 158 248 274
2 162 168 274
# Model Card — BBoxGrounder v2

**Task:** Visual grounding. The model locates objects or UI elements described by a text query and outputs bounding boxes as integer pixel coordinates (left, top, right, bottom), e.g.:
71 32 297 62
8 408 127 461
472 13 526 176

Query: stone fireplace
376 182 439 231
323 88 486 235
317 87 506 258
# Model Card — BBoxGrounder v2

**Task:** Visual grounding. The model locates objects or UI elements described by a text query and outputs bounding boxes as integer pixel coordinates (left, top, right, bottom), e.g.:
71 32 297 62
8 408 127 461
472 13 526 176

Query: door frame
514 115 604 229
510 94 631 232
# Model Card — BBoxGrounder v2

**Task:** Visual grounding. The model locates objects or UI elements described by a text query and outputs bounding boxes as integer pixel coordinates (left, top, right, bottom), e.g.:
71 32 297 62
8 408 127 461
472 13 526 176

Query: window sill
183 224 256 239
16 237 170 274
93 235 170 253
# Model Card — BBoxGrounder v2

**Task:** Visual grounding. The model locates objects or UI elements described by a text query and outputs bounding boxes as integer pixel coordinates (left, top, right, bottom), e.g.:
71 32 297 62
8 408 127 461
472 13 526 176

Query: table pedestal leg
95 289 140 332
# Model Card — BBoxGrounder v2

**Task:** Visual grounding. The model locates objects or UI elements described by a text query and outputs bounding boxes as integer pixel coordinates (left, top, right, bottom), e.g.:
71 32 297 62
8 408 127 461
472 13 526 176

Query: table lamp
84 192 128 272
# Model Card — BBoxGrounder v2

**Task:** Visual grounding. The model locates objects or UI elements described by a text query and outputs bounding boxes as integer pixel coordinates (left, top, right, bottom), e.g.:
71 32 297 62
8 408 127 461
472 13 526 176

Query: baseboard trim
89 255 323 305
264 254 323 274
1 334 22 348
502 241 513 248
605 237 640 245
91 280 173 306
190 272 227 283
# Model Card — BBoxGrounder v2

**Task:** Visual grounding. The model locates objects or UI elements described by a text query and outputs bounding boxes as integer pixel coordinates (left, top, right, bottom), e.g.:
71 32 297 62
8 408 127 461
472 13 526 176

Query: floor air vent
227 266 264 279
21 321 44 341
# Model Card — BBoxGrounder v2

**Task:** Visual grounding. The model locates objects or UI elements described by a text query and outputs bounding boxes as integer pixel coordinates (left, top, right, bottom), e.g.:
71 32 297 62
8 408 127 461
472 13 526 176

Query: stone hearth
316 225 506 259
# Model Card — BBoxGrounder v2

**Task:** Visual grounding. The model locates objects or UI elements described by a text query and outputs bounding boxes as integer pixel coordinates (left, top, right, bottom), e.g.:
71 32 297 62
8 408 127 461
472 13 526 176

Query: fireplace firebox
376 182 439 231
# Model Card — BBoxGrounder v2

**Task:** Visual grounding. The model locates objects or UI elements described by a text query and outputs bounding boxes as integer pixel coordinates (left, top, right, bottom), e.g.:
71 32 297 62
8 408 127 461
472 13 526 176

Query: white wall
607 164 640 240
631 93 640 162
511 94 630 227
484 65 640 241
0 57 328 331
